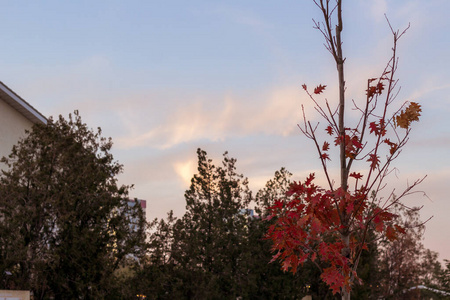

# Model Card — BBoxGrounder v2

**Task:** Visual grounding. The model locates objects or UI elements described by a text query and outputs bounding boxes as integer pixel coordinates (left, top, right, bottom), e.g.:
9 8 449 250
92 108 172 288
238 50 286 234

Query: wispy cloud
115 85 312 150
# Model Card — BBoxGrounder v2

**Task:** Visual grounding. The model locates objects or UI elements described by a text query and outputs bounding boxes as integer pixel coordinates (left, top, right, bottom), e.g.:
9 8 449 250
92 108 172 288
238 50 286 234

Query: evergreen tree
175 148 252 299
378 206 425 299
0 111 146 299
438 260 450 293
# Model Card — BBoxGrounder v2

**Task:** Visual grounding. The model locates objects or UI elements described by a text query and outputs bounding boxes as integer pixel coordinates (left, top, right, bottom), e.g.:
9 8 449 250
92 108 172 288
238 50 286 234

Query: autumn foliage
266 1 424 297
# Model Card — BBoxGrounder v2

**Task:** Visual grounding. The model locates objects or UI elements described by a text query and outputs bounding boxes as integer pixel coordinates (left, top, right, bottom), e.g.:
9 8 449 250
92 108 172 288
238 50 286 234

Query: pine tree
172 149 251 298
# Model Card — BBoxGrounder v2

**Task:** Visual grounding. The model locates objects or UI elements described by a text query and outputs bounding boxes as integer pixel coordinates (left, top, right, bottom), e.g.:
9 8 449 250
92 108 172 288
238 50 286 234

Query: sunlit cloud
115 85 313 150
173 159 197 186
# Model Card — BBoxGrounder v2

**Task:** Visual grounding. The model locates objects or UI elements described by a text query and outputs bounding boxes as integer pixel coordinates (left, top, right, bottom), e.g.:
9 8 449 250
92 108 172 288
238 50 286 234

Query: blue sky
1 1 449 260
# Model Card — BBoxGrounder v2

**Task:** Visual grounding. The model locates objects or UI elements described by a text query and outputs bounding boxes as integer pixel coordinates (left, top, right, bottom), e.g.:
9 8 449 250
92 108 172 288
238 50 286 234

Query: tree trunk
342 290 350 300
341 232 351 300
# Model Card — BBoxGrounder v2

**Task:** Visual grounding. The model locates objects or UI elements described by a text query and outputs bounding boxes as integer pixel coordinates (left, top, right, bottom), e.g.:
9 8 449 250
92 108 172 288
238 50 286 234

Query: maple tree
266 1 424 299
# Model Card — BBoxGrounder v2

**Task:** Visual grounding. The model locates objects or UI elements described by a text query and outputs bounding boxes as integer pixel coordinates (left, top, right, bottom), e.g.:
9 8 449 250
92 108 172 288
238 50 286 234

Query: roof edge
0 81 47 125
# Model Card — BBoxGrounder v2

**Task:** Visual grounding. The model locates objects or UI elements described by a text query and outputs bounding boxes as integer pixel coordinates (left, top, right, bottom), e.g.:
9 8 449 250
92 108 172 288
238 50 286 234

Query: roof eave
0 81 47 125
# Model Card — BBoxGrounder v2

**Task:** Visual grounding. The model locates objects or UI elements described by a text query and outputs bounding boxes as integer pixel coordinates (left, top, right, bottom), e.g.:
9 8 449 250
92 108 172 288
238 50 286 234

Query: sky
1 0 449 260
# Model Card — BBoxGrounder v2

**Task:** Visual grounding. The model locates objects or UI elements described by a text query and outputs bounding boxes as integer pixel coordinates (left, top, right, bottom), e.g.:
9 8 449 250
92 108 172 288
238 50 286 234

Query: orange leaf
383 139 398 155
395 102 422 129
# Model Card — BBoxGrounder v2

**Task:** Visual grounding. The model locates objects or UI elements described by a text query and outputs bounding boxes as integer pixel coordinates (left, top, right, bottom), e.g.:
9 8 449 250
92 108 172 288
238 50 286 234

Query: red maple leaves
268 79 421 293
334 134 362 159
369 119 386 136
326 126 333 135
366 81 385 98
275 1 423 296
284 49 421 295
266 174 405 294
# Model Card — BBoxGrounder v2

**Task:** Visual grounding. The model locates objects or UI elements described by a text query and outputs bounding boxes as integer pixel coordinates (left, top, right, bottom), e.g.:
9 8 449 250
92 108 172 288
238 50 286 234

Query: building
128 198 147 221
0 81 47 159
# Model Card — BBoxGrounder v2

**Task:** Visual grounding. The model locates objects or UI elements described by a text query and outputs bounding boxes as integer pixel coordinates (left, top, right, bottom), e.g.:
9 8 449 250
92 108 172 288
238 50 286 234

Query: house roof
0 81 47 125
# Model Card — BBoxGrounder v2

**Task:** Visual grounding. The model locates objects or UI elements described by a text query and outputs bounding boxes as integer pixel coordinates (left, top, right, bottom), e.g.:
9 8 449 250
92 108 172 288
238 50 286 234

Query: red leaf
349 172 363 180
321 153 330 161
326 126 333 135
386 226 398 241
367 154 379 170
314 84 327 94
369 122 378 135
269 251 282 263
351 136 362 149
366 86 377 98
334 136 342 146
375 220 384 232
302 84 307 90
366 82 384 98
377 82 384 94
383 138 398 155
305 173 315 186
346 201 354 214
321 266 345 295
322 141 330 151
282 256 292 272
311 217 323 233
369 120 386 136
394 224 406 235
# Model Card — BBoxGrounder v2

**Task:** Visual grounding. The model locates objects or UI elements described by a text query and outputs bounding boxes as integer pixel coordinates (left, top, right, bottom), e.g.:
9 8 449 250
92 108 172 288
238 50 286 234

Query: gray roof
0 81 47 125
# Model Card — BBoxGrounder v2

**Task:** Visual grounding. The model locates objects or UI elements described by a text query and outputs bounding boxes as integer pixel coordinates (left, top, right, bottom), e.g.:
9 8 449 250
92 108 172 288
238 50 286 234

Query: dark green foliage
117 149 446 299
128 151 344 299
351 232 381 299
255 167 293 217
127 151 316 298
176 149 252 299
0 111 146 299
